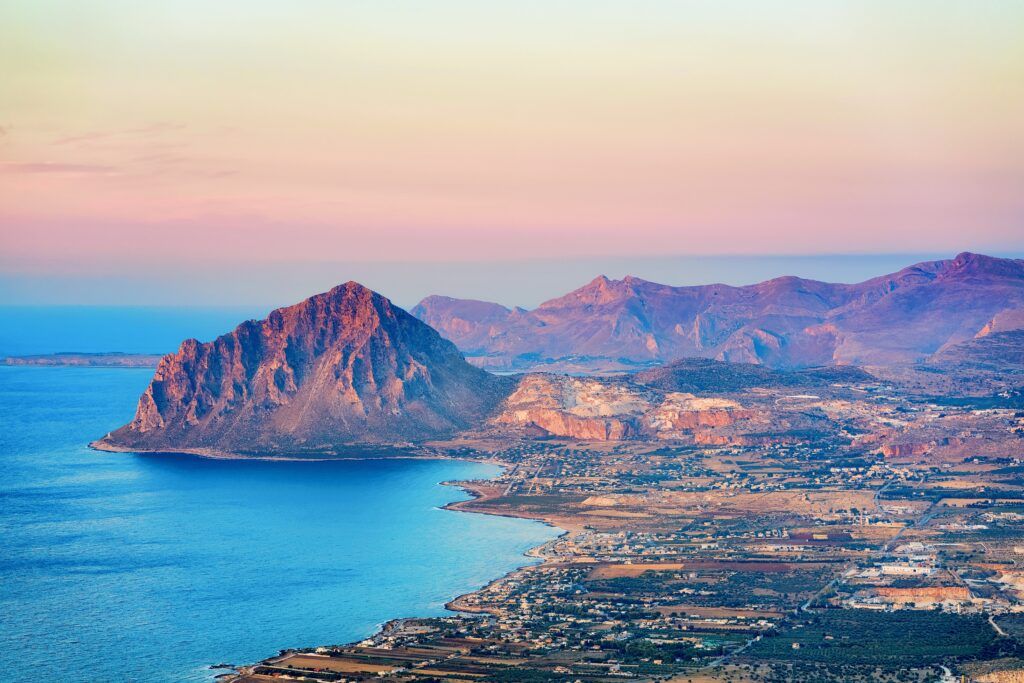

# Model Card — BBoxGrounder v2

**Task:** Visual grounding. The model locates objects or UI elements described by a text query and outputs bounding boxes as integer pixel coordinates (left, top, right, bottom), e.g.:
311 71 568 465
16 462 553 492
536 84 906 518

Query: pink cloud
1 162 117 174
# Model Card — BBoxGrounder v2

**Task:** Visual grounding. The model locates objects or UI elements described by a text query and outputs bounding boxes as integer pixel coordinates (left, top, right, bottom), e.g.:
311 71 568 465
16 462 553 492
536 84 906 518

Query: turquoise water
0 366 557 682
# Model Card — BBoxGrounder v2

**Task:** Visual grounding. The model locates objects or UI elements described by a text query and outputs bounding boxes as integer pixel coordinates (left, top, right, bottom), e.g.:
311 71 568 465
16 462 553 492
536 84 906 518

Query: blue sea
0 306 268 357
0 362 557 682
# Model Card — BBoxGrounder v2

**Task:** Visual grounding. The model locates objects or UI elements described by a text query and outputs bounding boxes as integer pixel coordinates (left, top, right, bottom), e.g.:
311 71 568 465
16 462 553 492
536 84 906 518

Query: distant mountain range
3 352 162 368
94 253 1023 454
411 252 1024 372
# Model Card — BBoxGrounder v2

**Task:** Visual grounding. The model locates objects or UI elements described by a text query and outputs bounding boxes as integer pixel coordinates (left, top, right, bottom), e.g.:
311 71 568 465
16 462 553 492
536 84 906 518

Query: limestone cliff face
491 374 651 441
499 409 633 441
488 370 839 444
101 282 512 454
880 442 935 459
639 392 834 444
644 395 755 432
975 308 1024 338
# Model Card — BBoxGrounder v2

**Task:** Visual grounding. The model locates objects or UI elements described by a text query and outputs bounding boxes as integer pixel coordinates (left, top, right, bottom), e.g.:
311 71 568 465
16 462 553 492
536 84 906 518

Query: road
702 477 947 675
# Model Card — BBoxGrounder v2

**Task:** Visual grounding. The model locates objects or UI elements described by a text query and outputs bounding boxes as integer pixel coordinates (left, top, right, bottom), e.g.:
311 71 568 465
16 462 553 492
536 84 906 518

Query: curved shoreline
218 469 566 680
95 446 568 681
90 442 570 679
89 439 433 462
439 479 569 615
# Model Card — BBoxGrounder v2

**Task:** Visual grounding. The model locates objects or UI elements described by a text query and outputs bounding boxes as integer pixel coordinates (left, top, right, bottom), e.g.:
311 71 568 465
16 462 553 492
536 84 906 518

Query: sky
1 1 1023 307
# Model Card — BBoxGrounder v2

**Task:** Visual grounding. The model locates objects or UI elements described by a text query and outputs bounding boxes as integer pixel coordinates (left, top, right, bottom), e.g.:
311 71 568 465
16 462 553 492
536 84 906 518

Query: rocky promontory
95 282 512 455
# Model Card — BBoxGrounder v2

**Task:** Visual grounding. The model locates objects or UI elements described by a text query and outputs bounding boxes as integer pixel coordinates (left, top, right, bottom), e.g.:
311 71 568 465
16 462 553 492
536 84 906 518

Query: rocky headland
94 282 511 456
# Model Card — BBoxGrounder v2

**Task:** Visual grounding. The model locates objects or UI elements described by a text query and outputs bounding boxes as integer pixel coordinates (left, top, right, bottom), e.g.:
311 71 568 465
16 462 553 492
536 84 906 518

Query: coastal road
702 633 761 671
502 465 519 495
527 458 548 494
873 476 896 514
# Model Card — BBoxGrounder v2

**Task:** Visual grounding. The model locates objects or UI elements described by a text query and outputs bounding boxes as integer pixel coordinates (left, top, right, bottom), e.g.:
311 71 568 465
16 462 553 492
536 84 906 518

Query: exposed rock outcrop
488 370 842 445
491 374 650 440
976 308 1024 338
97 282 512 455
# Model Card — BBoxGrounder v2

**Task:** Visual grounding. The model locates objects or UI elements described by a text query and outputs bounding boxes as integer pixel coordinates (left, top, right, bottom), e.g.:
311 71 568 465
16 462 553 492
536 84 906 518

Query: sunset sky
2 1 1023 306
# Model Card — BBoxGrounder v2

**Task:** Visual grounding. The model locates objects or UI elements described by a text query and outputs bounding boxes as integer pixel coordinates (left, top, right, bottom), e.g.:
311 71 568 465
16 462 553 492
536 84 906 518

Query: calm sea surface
0 365 558 682
0 306 267 357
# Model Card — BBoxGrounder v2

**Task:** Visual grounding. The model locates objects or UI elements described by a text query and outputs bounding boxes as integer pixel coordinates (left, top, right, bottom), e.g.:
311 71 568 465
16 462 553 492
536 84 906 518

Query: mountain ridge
98 281 511 455
412 252 1024 372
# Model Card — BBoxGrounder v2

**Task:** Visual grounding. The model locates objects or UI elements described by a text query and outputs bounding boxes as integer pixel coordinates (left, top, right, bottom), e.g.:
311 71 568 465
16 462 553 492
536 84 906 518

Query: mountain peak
100 282 511 454
943 251 1024 279
538 274 634 309
953 251 985 264
299 280 374 303
276 280 384 320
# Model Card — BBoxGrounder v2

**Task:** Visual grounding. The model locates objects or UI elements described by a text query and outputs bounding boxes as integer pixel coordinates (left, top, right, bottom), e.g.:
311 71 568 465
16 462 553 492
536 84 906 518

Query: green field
744 610 1001 667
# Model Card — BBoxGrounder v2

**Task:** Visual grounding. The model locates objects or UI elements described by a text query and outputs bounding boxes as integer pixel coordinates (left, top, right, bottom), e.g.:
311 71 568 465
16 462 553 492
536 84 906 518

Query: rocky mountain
96 282 512 455
928 330 1024 370
413 252 1024 372
92 254 1023 455
486 360 856 444
409 296 526 354
976 309 1024 338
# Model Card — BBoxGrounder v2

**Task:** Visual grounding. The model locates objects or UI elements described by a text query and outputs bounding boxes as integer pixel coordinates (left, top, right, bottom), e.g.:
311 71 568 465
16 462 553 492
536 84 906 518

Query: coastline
89 438 489 464
89 442 566 680
440 480 569 616
218 457 568 682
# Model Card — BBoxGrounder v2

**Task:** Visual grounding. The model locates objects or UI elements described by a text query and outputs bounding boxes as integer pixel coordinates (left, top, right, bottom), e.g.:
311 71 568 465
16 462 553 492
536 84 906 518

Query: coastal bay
0 366 558 682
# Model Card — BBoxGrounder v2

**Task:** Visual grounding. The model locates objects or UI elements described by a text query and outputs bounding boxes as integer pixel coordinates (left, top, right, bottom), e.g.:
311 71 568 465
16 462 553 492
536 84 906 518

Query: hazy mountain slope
409 295 518 355
826 253 1024 364
413 253 1024 371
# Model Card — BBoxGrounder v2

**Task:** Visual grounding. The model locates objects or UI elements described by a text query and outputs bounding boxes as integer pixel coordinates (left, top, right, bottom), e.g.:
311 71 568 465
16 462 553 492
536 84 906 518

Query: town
229 369 1024 683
